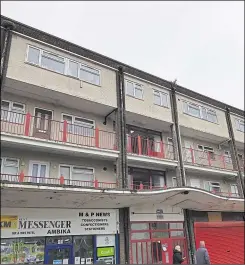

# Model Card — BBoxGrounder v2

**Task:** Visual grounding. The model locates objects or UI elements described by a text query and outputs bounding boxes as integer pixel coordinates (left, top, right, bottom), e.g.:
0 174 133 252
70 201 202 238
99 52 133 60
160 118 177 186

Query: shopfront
129 204 188 264
1 208 119 264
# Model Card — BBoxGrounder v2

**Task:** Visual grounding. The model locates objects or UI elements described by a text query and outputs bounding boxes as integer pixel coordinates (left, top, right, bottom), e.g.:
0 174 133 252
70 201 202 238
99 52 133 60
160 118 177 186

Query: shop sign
1 208 118 238
97 247 114 257
96 235 115 247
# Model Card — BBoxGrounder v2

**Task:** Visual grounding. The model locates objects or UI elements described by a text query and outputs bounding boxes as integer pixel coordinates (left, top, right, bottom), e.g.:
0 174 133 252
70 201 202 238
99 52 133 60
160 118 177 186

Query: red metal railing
130 181 167 190
182 147 234 170
127 135 175 160
0 173 117 189
1 111 117 150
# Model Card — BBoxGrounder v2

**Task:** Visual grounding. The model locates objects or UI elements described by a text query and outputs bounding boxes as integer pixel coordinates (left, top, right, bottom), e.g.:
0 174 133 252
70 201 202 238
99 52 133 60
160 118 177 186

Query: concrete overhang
1 183 244 212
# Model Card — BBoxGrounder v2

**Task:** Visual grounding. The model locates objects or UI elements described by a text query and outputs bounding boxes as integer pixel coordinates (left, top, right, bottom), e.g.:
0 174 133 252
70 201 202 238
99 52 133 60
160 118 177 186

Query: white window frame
61 113 95 137
1 100 25 124
183 101 218 123
197 145 215 160
67 59 79 78
236 119 245 133
230 184 239 196
1 157 19 175
125 80 144 100
59 164 94 181
153 90 168 107
80 63 101 86
205 181 221 192
172 177 177 187
28 160 50 179
224 150 232 164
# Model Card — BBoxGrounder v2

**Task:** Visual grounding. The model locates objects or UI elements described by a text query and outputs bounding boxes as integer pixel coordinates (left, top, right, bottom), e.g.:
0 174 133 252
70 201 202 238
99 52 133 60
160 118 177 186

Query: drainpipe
225 107 244 197
1 20 15 93
170 81 195 263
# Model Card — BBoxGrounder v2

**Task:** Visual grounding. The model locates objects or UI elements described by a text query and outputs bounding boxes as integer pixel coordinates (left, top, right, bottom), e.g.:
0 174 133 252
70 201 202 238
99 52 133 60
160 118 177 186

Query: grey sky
1 1 244 110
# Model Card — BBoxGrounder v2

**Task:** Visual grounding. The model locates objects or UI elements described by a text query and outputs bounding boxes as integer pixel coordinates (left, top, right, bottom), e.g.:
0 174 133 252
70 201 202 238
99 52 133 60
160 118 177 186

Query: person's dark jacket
173 249 185 264
195 247 210 264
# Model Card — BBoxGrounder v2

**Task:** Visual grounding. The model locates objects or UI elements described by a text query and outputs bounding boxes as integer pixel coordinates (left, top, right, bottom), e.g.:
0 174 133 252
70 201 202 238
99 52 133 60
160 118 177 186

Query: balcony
0 173 117 189
182 147 234 171
127 135 175 160
1 111 117 152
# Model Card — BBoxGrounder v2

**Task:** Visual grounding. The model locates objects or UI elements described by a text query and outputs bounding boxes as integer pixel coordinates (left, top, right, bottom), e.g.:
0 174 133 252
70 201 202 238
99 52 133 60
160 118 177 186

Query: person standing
195 241 211 264
173 245 186 264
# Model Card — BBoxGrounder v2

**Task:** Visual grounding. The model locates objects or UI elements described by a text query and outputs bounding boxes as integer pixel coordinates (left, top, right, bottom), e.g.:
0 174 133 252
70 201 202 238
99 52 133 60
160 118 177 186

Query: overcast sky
1 1 244 110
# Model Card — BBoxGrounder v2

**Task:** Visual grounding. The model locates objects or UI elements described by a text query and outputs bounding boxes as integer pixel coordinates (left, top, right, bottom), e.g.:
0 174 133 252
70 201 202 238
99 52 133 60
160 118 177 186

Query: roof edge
1 15 244 117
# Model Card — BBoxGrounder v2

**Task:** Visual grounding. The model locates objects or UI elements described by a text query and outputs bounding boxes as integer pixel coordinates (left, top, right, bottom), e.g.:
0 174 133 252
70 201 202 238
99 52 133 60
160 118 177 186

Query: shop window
169 223 183 230
73 236 94 263
1 237 45 264
131 232 150 240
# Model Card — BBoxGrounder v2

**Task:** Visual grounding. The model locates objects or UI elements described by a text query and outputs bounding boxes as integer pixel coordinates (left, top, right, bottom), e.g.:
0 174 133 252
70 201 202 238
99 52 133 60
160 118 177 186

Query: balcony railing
130 181 167 190
182 147 234 171
1 111 117 151
0 173 118 189
127 135 175 160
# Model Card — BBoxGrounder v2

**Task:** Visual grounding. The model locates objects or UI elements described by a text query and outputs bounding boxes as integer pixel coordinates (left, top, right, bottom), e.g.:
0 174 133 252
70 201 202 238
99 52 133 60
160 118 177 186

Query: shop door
44 245 73 264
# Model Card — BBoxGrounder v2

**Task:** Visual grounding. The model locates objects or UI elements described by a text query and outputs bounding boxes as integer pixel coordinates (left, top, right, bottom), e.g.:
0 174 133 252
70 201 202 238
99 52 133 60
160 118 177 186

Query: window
62 114 95 137
153 90 168 107
205 182 221 193
80 64 100 85
41 51 65 74
183 101 218 123
172 177 177 187
230 184 239 196
27 46 40 65
198 145 215 160
1 100 25 123
68 60 79 78
1 158 19 175
224 151 232 164
60 165 94 184
236 119 245 132
126 80 143 99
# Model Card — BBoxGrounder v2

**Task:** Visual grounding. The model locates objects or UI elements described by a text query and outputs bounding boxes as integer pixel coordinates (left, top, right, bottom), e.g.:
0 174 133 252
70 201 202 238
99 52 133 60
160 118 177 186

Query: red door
160 239 173 264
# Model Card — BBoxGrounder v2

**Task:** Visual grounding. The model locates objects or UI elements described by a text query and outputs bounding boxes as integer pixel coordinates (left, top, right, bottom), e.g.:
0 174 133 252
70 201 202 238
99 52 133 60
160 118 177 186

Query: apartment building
1 16 244 265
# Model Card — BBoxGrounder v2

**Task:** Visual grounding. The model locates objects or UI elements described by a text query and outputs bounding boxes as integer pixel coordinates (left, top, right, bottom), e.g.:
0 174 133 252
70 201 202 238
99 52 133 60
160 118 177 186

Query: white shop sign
96 235 115 247
1 208 118 238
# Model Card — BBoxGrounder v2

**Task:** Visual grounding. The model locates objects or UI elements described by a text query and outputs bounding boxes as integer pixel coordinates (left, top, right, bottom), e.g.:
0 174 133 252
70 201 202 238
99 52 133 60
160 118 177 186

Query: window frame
153 90 169 108
1 157 20 175
183 101 218 124
172 177 177 187
59 164 94 181
61 113 95 137
67 59 80 78
125 80 144 100
206 181 221 192
1 100 25 124
79 63 101 86
236 119 245 132
197 145 215 160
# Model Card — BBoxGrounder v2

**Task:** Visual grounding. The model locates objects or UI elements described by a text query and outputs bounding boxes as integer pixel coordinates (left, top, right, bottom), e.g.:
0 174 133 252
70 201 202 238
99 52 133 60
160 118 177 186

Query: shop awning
1 183 244 212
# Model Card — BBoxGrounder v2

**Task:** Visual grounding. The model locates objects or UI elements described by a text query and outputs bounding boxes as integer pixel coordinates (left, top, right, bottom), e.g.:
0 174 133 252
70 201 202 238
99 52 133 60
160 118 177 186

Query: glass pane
131 232 150 240
131 223 149 230
73 236 93 262
151 231 169 238
151 222 169 230
47 248 70 264
80 65 99 75
32 164 39 177
40 165 46 178
2 165 18 175
169 223 184 229
135 87 143 99
80 69 100 85
126 82 134 96
207 111 217 123
46 236 72 245
41 56 65 74
68 61 79 77
28 47 40 64
161 93 168 107
42 52 64 62
18 237 45 264
188 105 200 117
1 238 17 264
170 230 184 238
154 93 161 105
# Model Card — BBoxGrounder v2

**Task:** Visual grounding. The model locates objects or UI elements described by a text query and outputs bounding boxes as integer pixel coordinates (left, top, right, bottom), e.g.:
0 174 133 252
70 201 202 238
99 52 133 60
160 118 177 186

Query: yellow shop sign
0 216 18 229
